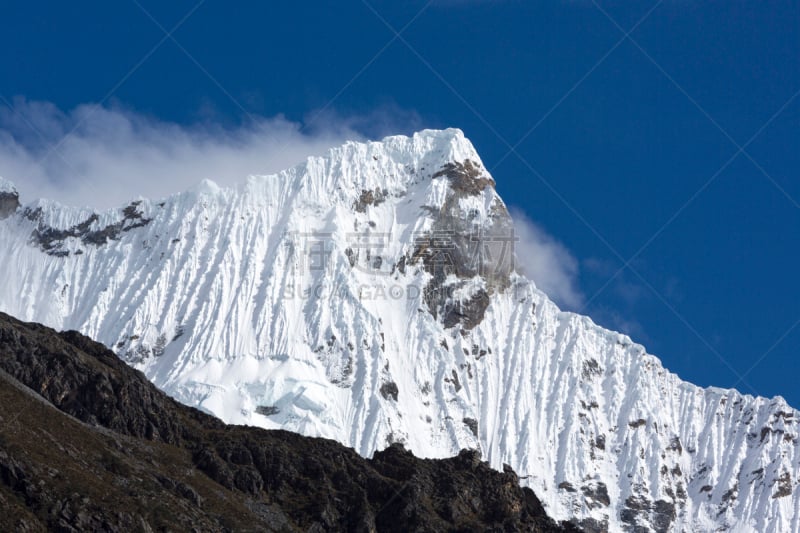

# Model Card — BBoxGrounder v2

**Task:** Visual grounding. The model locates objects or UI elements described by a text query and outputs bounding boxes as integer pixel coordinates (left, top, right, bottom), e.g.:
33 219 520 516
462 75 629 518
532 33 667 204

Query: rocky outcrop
354 187 388 212
26 201 152 256
0 189 19 220
0 312 579 532
432 160 495 195
412 159 515 330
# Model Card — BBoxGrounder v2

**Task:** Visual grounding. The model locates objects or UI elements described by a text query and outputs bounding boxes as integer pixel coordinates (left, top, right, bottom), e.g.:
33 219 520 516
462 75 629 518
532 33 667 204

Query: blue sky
1 1 798 405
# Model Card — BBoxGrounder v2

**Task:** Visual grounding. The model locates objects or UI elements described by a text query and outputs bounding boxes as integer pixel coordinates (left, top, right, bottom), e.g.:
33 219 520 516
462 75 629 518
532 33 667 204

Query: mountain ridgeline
0 311 578 532
0 130 797 532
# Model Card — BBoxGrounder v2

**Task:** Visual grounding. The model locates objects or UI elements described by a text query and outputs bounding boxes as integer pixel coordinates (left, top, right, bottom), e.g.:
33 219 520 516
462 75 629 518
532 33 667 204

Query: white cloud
510 207 584 309
0 98 421 209
590 307 648 342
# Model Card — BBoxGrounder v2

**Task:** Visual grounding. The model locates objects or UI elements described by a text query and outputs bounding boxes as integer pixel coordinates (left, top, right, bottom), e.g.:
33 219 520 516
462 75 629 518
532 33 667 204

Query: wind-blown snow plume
0 98 421 209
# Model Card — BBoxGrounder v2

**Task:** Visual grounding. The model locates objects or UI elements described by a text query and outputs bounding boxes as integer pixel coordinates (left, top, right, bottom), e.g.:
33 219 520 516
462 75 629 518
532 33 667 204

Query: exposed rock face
0 190 19 219
0 312 579 533
412 158 515 330
354 187 388 212
433 159 496 195
26 201 152 256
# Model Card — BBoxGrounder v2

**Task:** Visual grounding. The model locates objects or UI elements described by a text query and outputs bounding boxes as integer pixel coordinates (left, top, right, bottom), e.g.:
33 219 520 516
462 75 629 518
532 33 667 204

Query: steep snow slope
0 129 798 532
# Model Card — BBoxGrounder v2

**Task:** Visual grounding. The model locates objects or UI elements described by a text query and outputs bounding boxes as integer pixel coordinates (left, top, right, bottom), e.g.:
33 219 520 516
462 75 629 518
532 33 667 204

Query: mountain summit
0 129 797 532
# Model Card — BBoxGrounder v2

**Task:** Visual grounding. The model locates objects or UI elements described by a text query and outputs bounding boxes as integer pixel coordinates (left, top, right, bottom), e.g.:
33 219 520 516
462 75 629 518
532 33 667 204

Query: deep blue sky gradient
2 1 798 404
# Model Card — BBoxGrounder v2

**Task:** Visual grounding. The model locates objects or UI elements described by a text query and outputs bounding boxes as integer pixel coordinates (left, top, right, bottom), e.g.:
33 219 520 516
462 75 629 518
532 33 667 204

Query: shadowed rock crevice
620 495 677 533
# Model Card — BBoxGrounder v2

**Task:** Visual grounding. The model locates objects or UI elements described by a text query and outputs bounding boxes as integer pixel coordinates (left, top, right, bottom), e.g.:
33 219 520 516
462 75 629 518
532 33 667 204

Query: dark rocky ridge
0 189 20 219
24 201 152 257
0 312 580 532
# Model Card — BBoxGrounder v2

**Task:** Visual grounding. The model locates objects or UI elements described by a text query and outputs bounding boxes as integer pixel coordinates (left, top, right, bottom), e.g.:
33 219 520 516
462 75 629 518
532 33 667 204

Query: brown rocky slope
0 312 580 532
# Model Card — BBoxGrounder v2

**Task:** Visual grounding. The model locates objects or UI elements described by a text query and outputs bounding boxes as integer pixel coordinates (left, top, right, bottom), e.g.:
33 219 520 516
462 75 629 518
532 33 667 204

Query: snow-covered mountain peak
190 177 224 196
0 176 17 194
0 130 797 533
335 127 478 170
24 128 486 219
288 127 488 198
